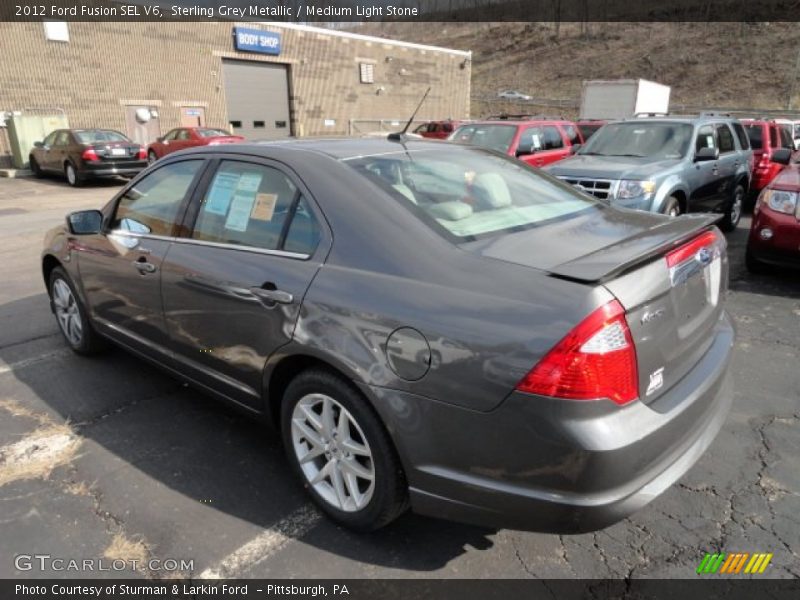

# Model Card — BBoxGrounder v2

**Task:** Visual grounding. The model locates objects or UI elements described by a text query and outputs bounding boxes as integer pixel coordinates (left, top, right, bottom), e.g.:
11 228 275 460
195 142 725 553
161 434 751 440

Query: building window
253 121 265 128
359 63 375 84
43 22 69 42
275 121 287 129
230 120 242 129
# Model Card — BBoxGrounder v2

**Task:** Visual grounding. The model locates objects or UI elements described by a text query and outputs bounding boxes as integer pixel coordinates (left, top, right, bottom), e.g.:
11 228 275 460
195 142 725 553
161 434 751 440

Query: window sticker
531 134 542 149
224 192 256 232
205 172 240 215
250 193 278 221
706 135 715 147
237 172 262 193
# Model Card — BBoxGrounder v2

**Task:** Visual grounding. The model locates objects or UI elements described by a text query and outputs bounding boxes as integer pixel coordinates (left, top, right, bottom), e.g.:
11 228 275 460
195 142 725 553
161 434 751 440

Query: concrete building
0 21 471 167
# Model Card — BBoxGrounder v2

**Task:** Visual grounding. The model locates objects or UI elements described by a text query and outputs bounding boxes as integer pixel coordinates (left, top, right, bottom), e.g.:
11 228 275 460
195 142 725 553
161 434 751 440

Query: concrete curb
0 169 33 179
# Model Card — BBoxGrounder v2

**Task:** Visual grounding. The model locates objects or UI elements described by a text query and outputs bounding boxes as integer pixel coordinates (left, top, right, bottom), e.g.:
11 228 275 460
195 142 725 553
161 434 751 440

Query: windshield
75 130 129 144
580 122 692 159
345 147 599 242
196 128 231 138
449 124 517 154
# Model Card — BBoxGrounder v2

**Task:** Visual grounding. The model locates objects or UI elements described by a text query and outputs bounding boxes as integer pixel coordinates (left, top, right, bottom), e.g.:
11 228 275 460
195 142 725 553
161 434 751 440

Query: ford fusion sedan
29 129 147 186
42 139 733 532
147 127 244 162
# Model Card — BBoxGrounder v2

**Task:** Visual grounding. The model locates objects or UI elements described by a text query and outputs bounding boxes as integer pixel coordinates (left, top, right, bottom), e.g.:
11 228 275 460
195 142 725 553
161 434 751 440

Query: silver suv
545 115 754 231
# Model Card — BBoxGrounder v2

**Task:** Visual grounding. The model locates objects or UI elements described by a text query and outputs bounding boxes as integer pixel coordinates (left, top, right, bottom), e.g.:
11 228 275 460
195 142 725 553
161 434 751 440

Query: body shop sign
233 27 281 55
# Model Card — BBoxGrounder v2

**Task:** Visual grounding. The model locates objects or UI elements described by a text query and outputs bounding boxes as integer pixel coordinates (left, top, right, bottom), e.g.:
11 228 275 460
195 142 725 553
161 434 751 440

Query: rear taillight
515 299 638 405
137 147 147 159
756 153 771 171
81 148 99 161
665 230 718 268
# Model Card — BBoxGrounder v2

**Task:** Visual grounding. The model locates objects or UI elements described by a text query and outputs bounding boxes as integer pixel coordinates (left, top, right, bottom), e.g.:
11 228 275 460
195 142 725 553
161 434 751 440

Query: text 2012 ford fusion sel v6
42 139 733 532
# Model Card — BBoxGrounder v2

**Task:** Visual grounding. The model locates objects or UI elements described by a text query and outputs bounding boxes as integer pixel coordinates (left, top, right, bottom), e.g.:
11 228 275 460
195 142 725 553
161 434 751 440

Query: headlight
617 180 656 200
762 189 798 215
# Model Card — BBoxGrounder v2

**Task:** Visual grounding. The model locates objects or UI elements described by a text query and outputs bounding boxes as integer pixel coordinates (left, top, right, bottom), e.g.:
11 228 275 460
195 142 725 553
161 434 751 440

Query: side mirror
770 148 791 166
67 210 103 235
516 140 534 156
33 141 44 148
570 144 582 155
694 147 719 162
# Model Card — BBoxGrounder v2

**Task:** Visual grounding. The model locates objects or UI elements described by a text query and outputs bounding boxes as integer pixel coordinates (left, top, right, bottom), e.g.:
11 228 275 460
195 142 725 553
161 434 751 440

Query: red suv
449 119 583 167
741 119 797 193
746 148 799 271
413 120 469 140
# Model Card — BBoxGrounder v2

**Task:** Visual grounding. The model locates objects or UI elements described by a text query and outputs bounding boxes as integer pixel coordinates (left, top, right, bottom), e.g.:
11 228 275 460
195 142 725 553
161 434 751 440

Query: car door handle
132 259 157 274
249 286 293 305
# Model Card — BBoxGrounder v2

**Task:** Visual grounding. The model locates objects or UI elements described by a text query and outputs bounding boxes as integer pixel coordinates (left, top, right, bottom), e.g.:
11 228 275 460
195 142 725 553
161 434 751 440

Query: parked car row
28 126 243 186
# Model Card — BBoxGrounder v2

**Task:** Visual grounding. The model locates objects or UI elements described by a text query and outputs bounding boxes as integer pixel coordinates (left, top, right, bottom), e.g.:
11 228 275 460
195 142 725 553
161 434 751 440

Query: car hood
544 154 682 181
771 164 800 191
466 206 719 282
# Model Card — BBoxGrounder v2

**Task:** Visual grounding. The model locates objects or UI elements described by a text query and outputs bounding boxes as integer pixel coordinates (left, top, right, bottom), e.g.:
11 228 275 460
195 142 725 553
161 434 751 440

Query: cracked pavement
0 177 797 579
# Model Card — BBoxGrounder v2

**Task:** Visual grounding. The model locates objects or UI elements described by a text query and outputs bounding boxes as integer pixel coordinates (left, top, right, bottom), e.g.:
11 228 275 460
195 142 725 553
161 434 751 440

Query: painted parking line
199 504 322 579
0 348 72 376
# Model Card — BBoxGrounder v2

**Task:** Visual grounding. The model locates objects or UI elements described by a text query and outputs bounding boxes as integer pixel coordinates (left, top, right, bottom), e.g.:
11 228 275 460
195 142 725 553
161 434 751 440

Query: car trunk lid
87 142 142 161
471 207 727 405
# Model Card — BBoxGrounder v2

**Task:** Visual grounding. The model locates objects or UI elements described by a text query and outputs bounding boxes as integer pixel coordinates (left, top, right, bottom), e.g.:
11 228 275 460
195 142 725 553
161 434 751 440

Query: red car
741 119 796 193
746 148 798 271
147 127 244 162
449 119 583 168
413 120 469 140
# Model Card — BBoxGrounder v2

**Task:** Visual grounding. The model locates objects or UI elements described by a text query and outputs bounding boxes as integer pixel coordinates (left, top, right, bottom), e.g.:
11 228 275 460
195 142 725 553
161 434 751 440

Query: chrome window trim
107 230 312 260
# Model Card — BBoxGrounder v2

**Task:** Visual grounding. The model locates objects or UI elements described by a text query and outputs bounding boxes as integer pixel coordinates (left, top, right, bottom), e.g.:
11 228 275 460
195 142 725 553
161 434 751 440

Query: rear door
160 157 330 408
711 122 738 210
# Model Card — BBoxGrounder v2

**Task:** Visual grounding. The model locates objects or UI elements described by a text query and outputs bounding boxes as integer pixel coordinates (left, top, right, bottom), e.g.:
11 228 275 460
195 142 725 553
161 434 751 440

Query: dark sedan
30 129 148 186
42 139 733 533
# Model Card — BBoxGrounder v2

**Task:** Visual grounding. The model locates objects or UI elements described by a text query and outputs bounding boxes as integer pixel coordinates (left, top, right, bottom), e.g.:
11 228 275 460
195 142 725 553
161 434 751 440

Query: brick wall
0 21 471 163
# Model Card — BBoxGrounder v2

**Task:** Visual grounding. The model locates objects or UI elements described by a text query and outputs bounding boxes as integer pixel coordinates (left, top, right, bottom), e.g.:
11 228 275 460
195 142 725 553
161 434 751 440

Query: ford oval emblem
696 247 713 266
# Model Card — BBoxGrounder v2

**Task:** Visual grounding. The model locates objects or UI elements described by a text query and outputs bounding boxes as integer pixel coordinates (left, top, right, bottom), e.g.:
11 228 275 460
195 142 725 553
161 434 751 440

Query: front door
712 123 739 211
688 125 721 212
160 158 328 408
76 159 207 356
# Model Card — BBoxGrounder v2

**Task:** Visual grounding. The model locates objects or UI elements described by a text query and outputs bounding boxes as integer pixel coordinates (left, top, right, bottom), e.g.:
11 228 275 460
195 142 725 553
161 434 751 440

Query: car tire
745 248 766 274
662 196 681 217
719 184 745 233
29 156 43 178
148 150 158 164
281 368 409 532
49 267 105 355
65 162 83 187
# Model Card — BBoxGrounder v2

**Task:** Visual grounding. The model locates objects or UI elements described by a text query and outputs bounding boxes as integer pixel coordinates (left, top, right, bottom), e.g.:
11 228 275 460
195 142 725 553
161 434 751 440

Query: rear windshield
578 124 603 140
75 130 129 144
744 124 763 149
345 147 598 242
580 122 692 159
196 128 231 138
449 124 517 154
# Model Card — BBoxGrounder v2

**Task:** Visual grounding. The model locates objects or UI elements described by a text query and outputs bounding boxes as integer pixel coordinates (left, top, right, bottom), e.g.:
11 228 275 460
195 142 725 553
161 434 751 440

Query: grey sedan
42 139 733 532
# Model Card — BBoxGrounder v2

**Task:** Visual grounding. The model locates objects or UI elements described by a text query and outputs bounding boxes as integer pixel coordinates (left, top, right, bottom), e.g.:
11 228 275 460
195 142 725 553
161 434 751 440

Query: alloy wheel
731 188 743 226
291 393 375 512
66 164 76 186
52 279 83 346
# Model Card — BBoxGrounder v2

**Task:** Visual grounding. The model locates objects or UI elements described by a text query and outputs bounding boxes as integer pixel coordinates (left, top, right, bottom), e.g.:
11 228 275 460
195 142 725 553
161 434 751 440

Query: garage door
222 59 291 140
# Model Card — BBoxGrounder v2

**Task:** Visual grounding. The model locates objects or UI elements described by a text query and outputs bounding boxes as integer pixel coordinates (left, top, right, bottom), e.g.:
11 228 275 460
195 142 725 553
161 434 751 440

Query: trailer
579 79 671 120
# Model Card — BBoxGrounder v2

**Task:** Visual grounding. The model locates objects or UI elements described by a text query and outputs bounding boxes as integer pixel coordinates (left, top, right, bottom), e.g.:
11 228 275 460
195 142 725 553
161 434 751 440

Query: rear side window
745 124 763 150
542 126 564 149
778 125 793 149
112 160 203 236
732 123 749 150
192 160 316 254
563 124 582 146
716 124 735 153
283 197 322 255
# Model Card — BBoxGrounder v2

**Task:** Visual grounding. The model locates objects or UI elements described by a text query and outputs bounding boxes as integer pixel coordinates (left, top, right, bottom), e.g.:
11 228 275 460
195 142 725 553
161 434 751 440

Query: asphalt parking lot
0 176 798 580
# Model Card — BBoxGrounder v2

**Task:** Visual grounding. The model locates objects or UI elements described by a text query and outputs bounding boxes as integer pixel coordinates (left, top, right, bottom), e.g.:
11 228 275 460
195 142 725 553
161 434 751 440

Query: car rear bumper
363 311 734 533
82 161 147 177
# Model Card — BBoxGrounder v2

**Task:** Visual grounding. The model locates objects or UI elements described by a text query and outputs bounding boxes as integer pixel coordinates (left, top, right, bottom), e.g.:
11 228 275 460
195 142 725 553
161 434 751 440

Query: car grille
558 177 616 200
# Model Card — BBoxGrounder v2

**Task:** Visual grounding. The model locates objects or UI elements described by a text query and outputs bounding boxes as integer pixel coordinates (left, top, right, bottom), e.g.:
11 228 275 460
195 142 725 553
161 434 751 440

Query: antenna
388 87 431 142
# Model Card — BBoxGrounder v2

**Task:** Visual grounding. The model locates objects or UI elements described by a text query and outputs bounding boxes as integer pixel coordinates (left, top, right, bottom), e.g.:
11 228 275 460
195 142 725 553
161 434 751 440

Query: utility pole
789 48 800 111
